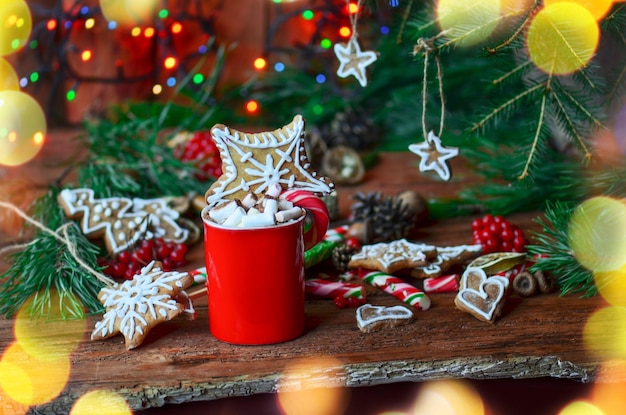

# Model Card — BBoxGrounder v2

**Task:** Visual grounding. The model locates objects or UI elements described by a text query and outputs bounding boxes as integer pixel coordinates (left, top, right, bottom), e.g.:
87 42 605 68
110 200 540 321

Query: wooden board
0 135 610 413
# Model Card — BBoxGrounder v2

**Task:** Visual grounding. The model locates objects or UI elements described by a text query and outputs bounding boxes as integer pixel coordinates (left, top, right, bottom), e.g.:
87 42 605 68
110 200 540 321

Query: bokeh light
583 306 626 360
71 390 132 415
410 379 484 415
593 265 626 306
277 356 349 415
0 342 70 406
568 196 626 274
246 100 259 114
558 400 605 415
543 0 613 21
0 57 19 90
254 57 267 70
591 360 626 415
14 290 86 361
437 0 501 47
100 0 158 27
0 0 33 56
0 90 47 166
526 2 599 75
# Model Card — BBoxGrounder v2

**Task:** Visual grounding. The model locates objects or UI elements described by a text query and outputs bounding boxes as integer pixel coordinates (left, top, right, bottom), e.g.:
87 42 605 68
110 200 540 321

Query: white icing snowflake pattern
91 261 192 350
207 115 333 207
408 131 459 181
414 244 482 276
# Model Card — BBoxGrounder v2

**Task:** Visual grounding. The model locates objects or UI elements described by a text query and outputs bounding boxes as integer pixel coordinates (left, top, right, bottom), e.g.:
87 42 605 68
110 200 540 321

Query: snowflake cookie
204 115 334 208
348 239 438 274
334 36 378 87
91 261 194 350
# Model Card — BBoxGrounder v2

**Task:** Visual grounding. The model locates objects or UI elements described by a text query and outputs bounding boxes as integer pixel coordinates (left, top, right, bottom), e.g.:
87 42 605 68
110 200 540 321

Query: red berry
500 228 513 241
347 296 365 307
334 296 348 308
170 244 188 262
156 244 172 260
117 250 132 264
345 237 361 249
482 214 494 227
493 215 505 225
471 218 483 231
111 262 127 279
134 246 153 263
162 257 175 271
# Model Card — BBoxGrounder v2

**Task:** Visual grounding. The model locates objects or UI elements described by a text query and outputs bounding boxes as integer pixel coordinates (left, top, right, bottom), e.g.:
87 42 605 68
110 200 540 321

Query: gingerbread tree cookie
58 188 194 254
205 115 334 208
91 261 193 350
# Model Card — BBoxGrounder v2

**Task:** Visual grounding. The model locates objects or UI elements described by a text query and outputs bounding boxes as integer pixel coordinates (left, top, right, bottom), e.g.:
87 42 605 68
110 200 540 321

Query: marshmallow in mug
206 184 305 228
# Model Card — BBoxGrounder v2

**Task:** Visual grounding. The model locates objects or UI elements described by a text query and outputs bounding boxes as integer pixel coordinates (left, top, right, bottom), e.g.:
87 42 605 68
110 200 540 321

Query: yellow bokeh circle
100 0 158 27
583 306 626 360
0 0 32 56
412 379 484 415
0 90 46 166
14 290 87 361
594 265 626 307
0 342 70 406
527 2 599 75
568 196 626 273
544 0 614 21
437 0 501 47
71 390 132 415
558 400 605 415
0 57 19 90
592 360 626 415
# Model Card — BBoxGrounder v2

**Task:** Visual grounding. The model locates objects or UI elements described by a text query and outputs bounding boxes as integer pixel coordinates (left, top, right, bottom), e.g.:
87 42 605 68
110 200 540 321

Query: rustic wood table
0 132 609 414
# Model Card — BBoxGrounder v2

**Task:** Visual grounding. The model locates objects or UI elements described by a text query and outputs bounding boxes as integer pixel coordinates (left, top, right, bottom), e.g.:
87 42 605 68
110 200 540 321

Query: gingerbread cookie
454 267 507 324
356 304 414 333
58 188 195 254
205 115 334 208
411 244 482 279
91 260 193 350
348 239 437 274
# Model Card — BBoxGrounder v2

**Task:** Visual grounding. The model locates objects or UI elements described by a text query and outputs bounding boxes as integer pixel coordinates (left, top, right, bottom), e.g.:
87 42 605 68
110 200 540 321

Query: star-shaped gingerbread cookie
334 37 378 87
349 239 438 274
408 131 459 181
205 115 334 208
91 261 193 350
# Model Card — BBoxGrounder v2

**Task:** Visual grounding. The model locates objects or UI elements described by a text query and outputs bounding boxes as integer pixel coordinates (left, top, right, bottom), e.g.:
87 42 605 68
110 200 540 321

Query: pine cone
319 107 380 151
332 244 358 272
350 192 416 242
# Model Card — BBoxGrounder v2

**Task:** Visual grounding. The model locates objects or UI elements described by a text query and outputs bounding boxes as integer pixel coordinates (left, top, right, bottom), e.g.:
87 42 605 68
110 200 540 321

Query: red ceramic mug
202 192 329 344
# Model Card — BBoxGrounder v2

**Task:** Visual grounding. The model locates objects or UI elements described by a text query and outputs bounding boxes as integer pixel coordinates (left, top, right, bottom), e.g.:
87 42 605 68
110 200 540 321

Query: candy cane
358 269 431 311
305 278 365 300
423 274 459 293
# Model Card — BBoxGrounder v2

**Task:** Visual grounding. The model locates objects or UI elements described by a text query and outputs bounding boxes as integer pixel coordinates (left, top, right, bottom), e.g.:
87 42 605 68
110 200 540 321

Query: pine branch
0 188 106 318
527 201 596 297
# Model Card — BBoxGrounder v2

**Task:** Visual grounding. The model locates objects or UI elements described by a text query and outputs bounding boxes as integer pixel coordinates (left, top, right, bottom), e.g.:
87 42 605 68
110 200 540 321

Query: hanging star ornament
334 37 378 87
408 131 459 181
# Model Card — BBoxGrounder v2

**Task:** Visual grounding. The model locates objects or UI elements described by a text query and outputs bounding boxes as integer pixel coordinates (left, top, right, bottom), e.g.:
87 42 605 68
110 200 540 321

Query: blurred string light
411 379 484 415
13 0 220 111
70 390 131 415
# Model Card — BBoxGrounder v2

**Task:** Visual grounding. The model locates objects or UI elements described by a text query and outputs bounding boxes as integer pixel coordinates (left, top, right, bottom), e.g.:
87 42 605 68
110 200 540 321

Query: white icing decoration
351 239 435 271
91 261 189 345
356 304 413 329
414 244 482 275
207 115 333 207
456 267 507 321
334 37 378 87
408 131 459 182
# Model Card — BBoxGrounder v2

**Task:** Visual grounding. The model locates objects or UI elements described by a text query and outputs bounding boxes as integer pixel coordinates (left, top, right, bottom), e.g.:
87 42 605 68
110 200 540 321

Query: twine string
415 34 447 145
347 0 362 43
0 200 115 287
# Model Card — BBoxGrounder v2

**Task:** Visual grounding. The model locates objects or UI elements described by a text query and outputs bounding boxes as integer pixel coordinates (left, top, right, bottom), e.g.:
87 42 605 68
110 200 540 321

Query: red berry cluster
99 238 189 280
175 132 222 180
334 295 366 309
471 214 527 254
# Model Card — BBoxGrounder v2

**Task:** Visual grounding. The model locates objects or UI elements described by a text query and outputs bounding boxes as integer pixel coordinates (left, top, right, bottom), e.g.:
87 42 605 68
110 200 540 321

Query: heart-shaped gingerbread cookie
455 267 507 324
356 304 414 333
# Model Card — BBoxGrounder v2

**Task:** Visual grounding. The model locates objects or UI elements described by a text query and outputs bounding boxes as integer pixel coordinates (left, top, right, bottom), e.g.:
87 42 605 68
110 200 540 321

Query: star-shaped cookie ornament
334 37 378 87
349 239 438 274
205 115 334 208
91 261 194 350
408 131 459 181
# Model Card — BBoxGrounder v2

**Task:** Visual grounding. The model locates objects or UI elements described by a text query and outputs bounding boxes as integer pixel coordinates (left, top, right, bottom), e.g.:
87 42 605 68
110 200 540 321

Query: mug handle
281 189 330 251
